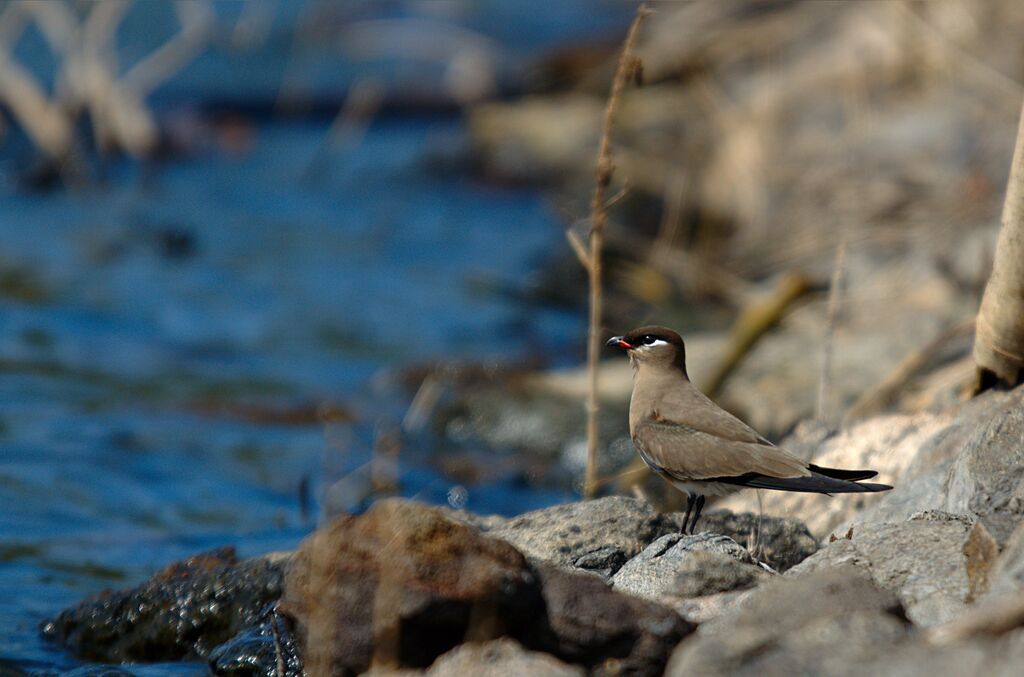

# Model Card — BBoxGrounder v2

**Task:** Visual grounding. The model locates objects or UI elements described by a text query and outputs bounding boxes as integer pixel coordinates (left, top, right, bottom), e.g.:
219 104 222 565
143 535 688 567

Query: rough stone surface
666 566 909 676
43 548 288 663
530 562 694 677
684 509 819 571
788 512 997 627
987 520 1024 598
478 497 677 576
944 388 1024 544
611 533 759 602
280 499 541 676
424 639 583 677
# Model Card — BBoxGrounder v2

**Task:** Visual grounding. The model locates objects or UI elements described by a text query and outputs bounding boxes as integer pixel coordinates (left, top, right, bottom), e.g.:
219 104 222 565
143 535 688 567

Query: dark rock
480 497 677 575
43 548 288 663
570 545 628 579
788 512 998 627
61 668 139 677
529 562 694 677
424 639 583 677
208 606 303 677
280 499 541 676
666 566 910 676
676 509 819 571
611 533 761 601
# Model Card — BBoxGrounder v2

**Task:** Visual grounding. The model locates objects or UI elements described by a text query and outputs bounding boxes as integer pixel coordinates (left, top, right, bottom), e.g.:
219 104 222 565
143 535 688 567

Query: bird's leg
687 494 706 534
681 493 695 534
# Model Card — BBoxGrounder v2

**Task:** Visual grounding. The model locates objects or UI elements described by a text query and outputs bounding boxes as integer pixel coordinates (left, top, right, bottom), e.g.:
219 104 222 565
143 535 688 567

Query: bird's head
606 325 687 375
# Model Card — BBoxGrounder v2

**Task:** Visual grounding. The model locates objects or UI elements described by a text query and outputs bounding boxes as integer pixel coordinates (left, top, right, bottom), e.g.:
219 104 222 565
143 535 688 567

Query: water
0 115 584 672
0 1 641 669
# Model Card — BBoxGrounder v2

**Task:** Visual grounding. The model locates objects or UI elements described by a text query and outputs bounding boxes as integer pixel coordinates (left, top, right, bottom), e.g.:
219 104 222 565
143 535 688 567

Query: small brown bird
607 326 891 534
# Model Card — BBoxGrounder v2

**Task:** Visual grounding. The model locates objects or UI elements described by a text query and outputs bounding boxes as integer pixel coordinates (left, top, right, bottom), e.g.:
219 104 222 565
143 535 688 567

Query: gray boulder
425 639 583 677
788 511 999 627
612 533 766 602
666 566 910 676
684 509 819 571
477 497 677 577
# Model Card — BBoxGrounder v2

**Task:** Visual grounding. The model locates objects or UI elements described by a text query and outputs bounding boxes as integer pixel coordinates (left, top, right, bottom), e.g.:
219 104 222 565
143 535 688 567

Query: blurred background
2 1 1023 672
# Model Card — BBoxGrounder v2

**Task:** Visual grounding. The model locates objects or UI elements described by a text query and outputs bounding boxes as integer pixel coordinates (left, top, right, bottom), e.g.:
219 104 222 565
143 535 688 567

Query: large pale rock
719 389 1023 540
424 639 583 677
666 566 909 676
788 512 999 627
611 533 764 602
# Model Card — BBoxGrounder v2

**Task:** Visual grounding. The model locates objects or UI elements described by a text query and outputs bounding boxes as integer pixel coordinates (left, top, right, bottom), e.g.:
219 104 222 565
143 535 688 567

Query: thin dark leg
687 495 706 534
681 493 695 534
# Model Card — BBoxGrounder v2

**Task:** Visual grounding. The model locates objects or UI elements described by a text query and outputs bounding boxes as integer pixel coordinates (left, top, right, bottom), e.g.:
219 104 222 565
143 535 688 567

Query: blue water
0 116 584 673
0 1 640 670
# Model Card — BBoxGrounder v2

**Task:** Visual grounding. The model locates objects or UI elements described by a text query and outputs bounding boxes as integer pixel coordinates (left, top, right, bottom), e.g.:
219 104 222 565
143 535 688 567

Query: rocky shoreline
43 385 1024 676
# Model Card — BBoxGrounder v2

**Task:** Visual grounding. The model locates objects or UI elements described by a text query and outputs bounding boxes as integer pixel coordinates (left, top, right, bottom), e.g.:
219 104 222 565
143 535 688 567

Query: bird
606 325 891 534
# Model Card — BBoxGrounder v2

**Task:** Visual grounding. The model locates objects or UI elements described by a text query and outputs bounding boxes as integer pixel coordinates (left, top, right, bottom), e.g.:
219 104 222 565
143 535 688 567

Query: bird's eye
641 335 656 345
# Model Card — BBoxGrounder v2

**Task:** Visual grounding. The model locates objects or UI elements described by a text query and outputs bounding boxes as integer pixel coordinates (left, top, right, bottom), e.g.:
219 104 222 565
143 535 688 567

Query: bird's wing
655 380 774 446
632 419 810 481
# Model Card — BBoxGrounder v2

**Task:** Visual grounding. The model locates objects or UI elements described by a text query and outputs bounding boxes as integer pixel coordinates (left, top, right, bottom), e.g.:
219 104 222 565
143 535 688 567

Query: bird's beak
606 336 633 350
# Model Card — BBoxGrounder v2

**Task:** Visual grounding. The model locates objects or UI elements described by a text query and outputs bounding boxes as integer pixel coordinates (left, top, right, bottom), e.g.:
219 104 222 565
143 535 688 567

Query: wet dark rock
666 566 910 676
424 638 583 677
61 667 140 677
788 512 998 627
279 499 543 676
44 547 288 663
681 509 819 571
529 562 694 677
477 497 677 575
611 533 763 602
207 606 303 677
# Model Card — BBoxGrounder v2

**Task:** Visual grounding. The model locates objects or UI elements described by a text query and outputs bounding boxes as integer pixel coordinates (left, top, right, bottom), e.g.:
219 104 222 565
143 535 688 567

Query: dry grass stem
582 3 650 499
816 236 848 426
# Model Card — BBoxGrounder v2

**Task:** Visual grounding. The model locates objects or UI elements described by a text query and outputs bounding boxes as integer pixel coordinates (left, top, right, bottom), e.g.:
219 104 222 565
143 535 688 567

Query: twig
565 229 591 270
583 3 650 499
816 235 848 426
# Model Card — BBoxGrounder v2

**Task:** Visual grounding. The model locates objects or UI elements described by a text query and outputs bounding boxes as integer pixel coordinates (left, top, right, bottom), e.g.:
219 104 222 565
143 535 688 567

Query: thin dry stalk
816 235 848 426
582 3 650 499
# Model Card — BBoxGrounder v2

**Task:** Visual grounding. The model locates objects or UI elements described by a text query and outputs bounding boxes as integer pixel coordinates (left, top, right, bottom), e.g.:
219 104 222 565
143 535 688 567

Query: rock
987 520 1024 597
425 639 583 677
788 512 999 627
280 499 542 676
719 389 1023 540
717 410 949 537
43 548 288 663
611 533 762 602
672 552 770 599
684 509 819 571
479 497 677 576
207 606 303 677
944 387 1024 543
666 566 909 676
529 562 694 677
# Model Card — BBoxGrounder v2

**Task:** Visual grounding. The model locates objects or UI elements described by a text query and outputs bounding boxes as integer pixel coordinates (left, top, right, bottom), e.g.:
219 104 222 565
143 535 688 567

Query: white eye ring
642 339 669 347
